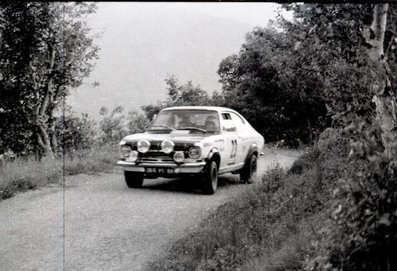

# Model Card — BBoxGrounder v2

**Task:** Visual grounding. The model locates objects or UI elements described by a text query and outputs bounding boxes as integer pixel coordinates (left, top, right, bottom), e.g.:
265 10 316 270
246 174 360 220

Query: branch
385 32 395 57
38 43 57 117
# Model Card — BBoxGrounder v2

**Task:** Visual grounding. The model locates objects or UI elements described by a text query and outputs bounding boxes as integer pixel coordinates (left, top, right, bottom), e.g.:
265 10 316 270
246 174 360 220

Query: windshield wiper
176 127 207 133
149 125 174 131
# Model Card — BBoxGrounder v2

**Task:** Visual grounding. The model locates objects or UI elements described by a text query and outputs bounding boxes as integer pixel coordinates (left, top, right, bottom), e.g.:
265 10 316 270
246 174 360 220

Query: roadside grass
145 143 346 271
63 145 118 175
0 145 118 201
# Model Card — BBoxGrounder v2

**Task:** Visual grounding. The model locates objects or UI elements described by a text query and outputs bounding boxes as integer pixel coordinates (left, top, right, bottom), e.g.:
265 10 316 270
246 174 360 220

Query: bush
98 106 128 144
56 112 97 155
127 110 150 134
306 121 397 271
0 110 36 156
289 149 320 175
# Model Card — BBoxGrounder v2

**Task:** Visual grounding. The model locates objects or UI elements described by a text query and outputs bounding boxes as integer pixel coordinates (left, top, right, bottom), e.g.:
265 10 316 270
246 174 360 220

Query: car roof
162 106 238 113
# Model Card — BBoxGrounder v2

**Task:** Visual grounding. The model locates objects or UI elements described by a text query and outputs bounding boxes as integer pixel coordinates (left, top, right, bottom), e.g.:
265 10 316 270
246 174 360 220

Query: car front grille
139 151 174 162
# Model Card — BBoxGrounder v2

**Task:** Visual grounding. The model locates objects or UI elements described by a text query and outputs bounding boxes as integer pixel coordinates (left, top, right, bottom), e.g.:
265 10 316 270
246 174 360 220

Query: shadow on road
140 174 241 195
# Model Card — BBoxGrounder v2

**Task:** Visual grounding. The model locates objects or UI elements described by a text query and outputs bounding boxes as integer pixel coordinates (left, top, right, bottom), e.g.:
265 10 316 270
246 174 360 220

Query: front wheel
124 171 144 188
240 154 257 184
202 160 218 195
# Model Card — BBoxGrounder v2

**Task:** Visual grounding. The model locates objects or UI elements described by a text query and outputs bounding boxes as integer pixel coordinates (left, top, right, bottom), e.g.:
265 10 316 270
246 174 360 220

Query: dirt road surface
0 151 298 271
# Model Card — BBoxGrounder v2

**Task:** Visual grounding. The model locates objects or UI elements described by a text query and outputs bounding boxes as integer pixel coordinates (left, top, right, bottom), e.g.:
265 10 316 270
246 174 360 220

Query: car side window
221 112 236 132
221 113 232 120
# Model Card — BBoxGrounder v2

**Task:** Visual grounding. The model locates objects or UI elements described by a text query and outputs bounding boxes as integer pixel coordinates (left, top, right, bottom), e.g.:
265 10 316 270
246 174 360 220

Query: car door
229 112 249 165
220 112 239 167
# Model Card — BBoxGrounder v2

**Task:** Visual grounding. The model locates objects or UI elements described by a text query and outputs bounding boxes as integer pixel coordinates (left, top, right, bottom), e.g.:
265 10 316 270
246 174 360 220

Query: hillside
67 4 262 120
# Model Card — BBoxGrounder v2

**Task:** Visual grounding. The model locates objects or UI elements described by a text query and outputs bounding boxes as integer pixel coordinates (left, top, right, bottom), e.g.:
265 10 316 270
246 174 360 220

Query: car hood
122 131 210 144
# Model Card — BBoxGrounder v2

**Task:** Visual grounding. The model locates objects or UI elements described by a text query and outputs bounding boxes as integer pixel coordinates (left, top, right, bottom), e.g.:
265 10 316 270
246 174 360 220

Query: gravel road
0 152 298 271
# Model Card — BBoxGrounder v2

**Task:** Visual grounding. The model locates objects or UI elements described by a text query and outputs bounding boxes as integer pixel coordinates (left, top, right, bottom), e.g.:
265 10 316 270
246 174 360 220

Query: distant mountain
67 4 256 120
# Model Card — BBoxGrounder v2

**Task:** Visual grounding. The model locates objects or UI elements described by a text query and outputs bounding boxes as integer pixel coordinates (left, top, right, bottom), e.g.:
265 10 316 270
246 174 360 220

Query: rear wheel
240 154 257 184
202 160 218 195
124 171 144 188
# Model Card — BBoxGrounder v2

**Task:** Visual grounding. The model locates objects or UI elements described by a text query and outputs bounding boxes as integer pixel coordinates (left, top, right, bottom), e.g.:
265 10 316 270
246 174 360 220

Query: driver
178 114 192 128
205 115 218 131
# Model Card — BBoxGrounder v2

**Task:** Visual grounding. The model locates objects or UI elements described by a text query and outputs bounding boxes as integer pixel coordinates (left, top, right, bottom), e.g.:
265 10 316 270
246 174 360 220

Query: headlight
173 151 185 163
161 140 174 154
137 139 150 153
188 146 201 159
119 144 132 158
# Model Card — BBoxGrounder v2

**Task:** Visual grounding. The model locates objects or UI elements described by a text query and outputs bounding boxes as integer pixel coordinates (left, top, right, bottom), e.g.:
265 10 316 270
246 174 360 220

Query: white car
117 106 264 194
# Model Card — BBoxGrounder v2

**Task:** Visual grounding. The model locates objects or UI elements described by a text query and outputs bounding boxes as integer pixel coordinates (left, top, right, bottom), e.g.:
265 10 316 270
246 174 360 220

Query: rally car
117 106 264 194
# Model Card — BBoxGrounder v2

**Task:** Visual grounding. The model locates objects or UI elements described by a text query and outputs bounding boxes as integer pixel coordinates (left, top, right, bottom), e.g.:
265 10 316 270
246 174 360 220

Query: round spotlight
119 144 132 158
126 150 138 162
161 140 174 154
188 146 201 159
173 151 185 163
137 140 150 153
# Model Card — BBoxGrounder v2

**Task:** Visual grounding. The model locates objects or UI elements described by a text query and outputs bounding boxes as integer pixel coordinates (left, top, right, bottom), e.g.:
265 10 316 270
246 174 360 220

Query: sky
69 2 291 119
93 2 283 27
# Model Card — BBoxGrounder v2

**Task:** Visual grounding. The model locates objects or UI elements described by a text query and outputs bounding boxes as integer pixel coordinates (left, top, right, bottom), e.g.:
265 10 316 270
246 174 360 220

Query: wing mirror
152 113 157 121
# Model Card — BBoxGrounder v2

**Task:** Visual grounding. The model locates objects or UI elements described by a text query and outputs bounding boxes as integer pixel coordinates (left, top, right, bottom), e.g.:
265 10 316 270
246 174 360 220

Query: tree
284 3 397 157
141 75 214 120
280 4 397 269
56 109 97 155
98 106 128 144
126 110 150 134
165 75 212 106
141 102 165 121
217 26 328 145
0 2 99 158
364 4 397 159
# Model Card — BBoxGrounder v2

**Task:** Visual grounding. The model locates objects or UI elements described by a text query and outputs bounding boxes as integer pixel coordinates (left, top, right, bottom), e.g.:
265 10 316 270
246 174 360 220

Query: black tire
202 160 218 195
240 154 257 184
124 171 144 188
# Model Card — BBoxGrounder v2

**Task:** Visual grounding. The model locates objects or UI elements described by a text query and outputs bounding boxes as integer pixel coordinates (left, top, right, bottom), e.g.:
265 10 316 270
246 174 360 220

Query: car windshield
150 109 220 134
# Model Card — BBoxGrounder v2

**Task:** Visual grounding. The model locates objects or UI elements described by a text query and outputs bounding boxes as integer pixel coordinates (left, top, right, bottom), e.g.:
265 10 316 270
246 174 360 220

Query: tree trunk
36 120 54 159
35 78 55 158
49 116 58 156
34 41 57 158
48 103 59 157
366 4 397 159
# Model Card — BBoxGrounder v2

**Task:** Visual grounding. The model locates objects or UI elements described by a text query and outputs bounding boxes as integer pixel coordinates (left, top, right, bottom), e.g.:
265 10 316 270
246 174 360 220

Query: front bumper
117 160 206 174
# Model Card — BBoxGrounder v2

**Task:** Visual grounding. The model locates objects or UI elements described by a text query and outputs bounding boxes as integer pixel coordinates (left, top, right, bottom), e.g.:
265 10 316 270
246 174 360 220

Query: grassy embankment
0 145 118 201
146 137 347 270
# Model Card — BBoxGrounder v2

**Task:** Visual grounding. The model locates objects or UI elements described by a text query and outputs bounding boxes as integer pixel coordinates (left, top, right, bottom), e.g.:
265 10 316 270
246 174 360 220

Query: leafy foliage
56 110 97 155
0 2 99 157
98 106 128 144
215 4 395 147
217 25 329 146
306 122 397 271
165 75 212 106
280 4 397 270
141 75 221 120
127 110 150 134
